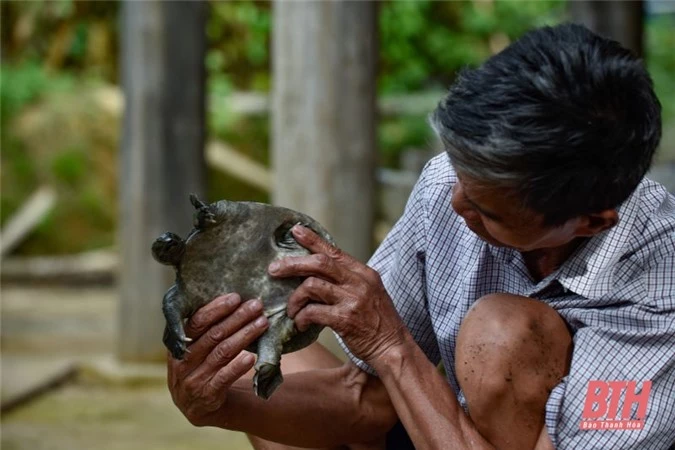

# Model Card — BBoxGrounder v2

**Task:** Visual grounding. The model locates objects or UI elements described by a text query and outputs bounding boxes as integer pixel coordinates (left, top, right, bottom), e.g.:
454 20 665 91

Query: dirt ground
0 285 253 450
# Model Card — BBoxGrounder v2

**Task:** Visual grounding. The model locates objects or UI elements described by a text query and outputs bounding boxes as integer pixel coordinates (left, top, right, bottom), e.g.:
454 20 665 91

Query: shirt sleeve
546 255 675 449
334 164 442 376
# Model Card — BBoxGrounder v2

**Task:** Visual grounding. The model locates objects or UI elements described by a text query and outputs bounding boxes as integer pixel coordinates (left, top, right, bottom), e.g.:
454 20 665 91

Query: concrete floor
0 285 254 450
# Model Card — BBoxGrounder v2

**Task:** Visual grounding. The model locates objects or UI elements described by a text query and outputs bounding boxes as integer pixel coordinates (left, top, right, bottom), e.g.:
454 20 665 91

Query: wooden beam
569 1 643 56
216 91 443 117
1 357 77 414
0 186 56 258
272 0 378 263
206 140 272 192
1 249 117 284
118 0 207 362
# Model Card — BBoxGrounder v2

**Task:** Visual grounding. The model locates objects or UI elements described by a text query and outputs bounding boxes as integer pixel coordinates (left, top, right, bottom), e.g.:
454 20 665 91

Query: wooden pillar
569 1 644 56
271 0 378 263
118 0 206 361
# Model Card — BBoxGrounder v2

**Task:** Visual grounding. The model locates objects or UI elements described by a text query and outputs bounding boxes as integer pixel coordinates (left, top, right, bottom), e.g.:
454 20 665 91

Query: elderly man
167 24 675 450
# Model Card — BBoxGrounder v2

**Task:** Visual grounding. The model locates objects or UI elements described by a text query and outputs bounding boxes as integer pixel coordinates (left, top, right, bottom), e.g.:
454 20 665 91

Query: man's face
451 173 582 252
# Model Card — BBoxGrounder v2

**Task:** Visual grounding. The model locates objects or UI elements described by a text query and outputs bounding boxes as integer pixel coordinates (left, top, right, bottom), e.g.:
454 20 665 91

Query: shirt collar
556 189 640 299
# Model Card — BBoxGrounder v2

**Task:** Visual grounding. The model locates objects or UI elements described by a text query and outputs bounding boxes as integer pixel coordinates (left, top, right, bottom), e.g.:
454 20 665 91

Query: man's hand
167 293 269 427
268 225 410 364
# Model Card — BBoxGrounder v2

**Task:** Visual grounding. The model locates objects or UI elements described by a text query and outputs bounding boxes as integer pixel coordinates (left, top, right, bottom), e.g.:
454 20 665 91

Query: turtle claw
163 329 188 360
202 210 217 224
164 332 192 359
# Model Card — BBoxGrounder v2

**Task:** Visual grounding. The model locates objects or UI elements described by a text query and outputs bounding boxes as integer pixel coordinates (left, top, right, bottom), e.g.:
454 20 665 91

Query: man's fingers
291 224 338 253
206 352 256 397
294 303 334 332
184 312 267 388
186 299 264 363
269 253 358 287
292 225 360 267
205 314 269 367
184 293 242 340
286 277 345 318
269 252 336 279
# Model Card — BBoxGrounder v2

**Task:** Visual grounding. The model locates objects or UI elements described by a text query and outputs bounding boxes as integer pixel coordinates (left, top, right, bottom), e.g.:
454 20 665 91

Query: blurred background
1 1 673 449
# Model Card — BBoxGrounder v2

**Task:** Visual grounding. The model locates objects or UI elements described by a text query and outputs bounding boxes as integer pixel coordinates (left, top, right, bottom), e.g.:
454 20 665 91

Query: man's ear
574 210 619 237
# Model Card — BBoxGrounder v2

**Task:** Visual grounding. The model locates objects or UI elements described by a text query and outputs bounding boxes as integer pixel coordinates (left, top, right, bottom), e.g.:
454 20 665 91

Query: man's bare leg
455 293 572 450
247 342 386 450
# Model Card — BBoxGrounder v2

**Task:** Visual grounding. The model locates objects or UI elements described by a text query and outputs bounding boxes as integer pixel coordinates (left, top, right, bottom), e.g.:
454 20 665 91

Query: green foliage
0 62 74 121
646 15 675 122
50 148 88 187
70 21 89 59
0 69 118 253
2 0 674 255
203 0 565 93
379 0 565 93
207 0 272 91
379 116 436 167
0 137 40 228
208 73 234 139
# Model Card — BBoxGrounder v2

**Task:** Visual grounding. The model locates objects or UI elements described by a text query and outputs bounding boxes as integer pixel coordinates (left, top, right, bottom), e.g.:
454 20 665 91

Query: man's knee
457 293 572 358
455 293 572 404
461 293 570 340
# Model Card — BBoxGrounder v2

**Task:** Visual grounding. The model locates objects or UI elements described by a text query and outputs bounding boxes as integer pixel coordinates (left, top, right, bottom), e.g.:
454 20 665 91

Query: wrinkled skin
152 195 334 399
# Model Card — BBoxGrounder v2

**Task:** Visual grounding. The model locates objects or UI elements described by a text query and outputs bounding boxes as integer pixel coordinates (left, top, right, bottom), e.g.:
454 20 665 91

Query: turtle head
152 232 186 266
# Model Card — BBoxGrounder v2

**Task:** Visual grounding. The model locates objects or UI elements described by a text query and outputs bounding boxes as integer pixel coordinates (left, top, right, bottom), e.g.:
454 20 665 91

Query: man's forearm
217 363 397 447
373 335 494 450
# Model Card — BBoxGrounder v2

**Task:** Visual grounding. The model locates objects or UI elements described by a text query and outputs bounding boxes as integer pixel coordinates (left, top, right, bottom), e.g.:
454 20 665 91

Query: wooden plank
218 91 443 117
206 140 272 192
1 356 77 414
0 249 117 283
0 186 56 258
206 140 419 196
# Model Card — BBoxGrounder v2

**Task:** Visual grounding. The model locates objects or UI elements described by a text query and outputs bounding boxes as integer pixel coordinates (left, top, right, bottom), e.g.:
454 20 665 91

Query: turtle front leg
189 194 217 230
253 314 296 400
162 285 193 359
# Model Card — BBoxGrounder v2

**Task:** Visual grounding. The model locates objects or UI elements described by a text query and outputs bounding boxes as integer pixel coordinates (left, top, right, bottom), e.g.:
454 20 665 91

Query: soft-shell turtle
152 195 334 399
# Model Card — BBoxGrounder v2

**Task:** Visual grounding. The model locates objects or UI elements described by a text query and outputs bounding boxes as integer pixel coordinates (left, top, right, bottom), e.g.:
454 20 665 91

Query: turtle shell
177 200 332 353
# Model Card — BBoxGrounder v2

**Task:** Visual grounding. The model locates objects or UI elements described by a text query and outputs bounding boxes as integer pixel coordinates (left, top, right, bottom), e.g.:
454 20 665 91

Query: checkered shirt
336 153 675 449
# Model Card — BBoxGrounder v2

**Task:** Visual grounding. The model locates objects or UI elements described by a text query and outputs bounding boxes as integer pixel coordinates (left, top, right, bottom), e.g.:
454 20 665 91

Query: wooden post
569 1 644 56
272 0 378 263
118 0 206 361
